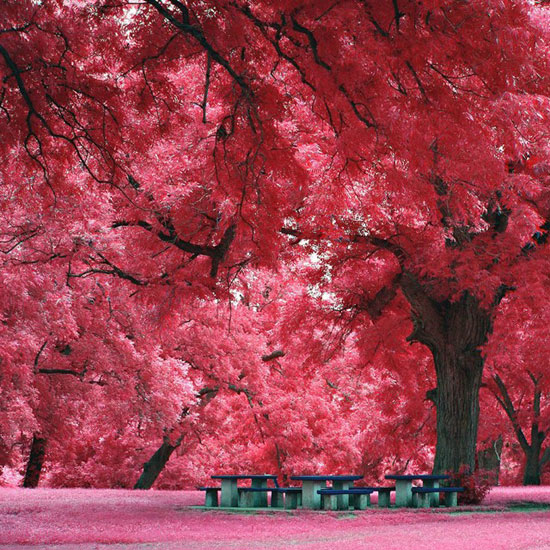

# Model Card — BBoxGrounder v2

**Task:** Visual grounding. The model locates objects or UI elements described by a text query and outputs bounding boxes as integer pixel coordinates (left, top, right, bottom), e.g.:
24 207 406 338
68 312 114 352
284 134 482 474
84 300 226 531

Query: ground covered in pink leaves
1 487 550 549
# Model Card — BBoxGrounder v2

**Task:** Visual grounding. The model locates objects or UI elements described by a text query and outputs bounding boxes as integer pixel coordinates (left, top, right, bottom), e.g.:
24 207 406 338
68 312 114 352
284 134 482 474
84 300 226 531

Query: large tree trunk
22 435 47 488
133 392 218 490
523 441 542 485
432 344 484 474
400 274 492 474
134 435 183 489
522 376 547 485
523 420 545 485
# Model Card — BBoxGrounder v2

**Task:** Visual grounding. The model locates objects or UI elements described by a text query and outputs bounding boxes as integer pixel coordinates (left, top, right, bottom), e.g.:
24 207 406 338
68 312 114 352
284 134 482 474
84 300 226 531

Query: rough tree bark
522 374 547 485
523 435 544 485
433 348 484 474
400 274 492 474
22 435 47 488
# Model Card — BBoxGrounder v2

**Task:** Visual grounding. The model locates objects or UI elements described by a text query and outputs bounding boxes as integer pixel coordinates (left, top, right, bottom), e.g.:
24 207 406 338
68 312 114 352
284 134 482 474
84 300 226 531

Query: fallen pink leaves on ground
1 487 549 549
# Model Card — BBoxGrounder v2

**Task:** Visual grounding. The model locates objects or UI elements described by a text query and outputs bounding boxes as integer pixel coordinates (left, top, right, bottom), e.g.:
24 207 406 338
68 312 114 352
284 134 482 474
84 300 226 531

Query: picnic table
290 475 363 510
384 474 450 507
211 474 278 507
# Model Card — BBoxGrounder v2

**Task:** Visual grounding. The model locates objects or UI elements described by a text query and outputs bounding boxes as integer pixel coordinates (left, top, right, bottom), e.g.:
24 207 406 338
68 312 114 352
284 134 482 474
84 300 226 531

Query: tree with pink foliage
3 0 550 484
484 280 550 485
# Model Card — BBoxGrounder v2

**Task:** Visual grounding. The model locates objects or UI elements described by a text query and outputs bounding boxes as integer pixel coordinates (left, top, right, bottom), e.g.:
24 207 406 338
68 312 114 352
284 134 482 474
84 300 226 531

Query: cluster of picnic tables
199 473 464 511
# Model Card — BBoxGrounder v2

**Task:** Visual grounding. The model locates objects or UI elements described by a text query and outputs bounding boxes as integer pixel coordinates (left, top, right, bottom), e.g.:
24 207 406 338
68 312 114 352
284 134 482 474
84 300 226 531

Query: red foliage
447 465 493 505
2 0 550 488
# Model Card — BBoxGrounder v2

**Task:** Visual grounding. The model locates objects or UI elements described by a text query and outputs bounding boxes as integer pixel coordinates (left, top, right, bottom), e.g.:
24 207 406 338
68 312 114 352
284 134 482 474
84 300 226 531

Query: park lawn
0 487 549 549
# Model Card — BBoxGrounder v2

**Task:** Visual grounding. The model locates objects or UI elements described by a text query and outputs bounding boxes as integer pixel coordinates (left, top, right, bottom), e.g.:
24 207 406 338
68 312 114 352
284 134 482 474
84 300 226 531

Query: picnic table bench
211 474 278 507
385 474 450 507
203 473 461 510
202 483 302 509
291 475 363 510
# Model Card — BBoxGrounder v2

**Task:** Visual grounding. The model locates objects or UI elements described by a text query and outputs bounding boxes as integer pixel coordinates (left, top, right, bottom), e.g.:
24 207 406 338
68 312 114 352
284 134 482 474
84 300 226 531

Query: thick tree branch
145 0 252 97
405 60 428 102
0 42 43 123
363 274 401 319
261 350 285 362
290 16 331 70
400 272 445 348
113 220 237 278
392 0 405 30
68 252 147 286
492 374 530 454
38 368 82 377
200 52 211 123
37 366 106 386
33 341 48 369
367 14 390 37
338 84 376 128
238 7 317 91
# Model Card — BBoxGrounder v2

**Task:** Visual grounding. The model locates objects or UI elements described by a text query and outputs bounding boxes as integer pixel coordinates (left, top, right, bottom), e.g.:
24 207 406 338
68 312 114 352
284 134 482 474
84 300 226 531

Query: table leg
251 479 268 507
445 491 458 507
354 493 370 510
395 479 413 507
332 480 351 510
323 493 338 511
220 479 239 507
301 480 326 509
271 490 284 508
284 492 298 509
204 489 219 507
423 480 439 507
377 490 390 507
